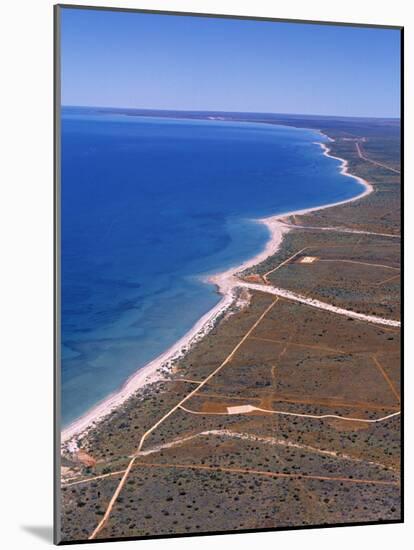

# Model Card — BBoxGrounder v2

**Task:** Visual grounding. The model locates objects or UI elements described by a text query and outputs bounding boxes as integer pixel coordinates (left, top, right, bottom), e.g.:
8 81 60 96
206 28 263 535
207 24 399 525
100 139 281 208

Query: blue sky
60 7 401 117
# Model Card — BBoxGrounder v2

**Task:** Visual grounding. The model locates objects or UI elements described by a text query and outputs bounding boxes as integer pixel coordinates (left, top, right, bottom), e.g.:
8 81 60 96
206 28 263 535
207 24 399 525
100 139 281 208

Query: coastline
61 288 236 443
61 137 373 446
208 140 373 295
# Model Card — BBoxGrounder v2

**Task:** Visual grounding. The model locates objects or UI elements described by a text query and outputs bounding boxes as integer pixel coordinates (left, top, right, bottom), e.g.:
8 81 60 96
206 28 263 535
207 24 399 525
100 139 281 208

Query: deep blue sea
61 107 364 426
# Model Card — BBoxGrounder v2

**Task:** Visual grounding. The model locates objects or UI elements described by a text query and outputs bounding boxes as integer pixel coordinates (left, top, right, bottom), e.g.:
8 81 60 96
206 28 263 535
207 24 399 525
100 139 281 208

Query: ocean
60 107 364 426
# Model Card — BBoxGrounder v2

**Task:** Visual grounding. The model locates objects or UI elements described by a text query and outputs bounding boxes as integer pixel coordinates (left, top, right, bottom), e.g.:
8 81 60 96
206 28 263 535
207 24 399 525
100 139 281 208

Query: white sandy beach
62 137 373 445
208 140 373 294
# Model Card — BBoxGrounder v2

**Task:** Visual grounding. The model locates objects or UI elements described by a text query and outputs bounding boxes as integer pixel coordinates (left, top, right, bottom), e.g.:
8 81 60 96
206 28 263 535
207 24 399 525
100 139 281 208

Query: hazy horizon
61 104 401 120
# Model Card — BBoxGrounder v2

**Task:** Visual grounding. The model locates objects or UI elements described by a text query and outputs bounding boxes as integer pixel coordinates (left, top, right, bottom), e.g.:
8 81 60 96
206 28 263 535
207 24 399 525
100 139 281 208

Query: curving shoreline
209 141 373 295
62 136 373 445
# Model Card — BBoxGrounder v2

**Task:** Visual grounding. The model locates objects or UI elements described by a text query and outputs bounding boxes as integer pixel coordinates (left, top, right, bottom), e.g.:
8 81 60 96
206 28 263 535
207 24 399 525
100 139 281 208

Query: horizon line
61 105 400 121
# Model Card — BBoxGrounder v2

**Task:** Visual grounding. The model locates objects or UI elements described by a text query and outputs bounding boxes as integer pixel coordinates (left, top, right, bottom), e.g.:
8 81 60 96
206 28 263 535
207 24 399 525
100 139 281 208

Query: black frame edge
56 3 403 30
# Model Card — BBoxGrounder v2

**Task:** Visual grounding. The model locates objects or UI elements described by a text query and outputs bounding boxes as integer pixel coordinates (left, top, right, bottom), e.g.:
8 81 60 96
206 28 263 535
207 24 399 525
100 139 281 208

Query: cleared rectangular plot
227 404 256 414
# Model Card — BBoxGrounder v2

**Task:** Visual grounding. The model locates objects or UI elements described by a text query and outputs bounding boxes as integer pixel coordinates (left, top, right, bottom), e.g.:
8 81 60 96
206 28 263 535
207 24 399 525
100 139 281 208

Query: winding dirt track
179 404 400 424
66 457 398 490
129 461 400 487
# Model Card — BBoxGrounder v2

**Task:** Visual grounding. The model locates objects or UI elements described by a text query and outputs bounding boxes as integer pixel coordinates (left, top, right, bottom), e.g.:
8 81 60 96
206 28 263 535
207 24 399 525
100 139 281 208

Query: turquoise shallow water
61 107 364 426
